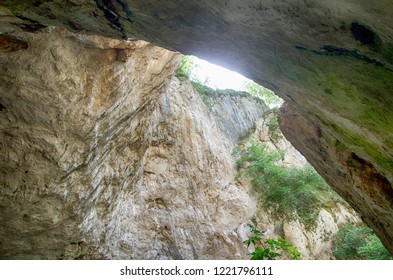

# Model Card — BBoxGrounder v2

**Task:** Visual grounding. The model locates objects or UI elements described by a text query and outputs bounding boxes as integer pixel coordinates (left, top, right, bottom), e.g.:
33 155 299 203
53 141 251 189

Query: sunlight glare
192 57 250 91
187 55 283 108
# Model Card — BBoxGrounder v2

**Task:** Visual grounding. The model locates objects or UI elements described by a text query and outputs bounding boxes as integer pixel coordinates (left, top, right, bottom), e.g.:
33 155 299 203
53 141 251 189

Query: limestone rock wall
209 92 267 145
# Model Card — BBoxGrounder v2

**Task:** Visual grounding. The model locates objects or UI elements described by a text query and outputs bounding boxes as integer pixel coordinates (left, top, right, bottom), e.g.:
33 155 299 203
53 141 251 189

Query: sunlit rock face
1 0 392 254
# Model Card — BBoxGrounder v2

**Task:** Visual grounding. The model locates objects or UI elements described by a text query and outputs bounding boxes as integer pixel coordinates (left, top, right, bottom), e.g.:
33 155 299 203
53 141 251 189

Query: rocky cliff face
1 1 391 253
0 29 264 259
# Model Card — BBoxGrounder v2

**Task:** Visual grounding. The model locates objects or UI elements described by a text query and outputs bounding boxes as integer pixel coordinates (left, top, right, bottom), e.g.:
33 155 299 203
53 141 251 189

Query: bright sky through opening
191 56 250 91
187 55 283 108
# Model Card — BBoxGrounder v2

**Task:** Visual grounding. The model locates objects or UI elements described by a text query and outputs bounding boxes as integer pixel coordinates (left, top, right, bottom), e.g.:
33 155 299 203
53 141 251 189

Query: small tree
176 55 196 80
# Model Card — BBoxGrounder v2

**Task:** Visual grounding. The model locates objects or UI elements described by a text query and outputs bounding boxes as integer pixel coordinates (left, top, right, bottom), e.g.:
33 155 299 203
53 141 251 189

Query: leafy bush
236 143 341 229
333 223 392 260
244 219 300 260
175 55 195 79
235 143 284 186
265 165 337 227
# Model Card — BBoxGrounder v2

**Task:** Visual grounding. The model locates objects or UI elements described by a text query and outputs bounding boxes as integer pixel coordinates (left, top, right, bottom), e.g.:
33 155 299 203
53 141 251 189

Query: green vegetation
264 108 282 142
242 81 283 107
175 55 195 80
190 81 213 109
176 56 213 109
332 223 393 260
244 219 300 260
235 143 342 230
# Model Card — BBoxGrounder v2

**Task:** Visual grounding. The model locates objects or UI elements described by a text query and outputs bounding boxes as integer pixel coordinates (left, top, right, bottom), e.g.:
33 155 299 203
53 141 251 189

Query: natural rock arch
1 0 392 254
